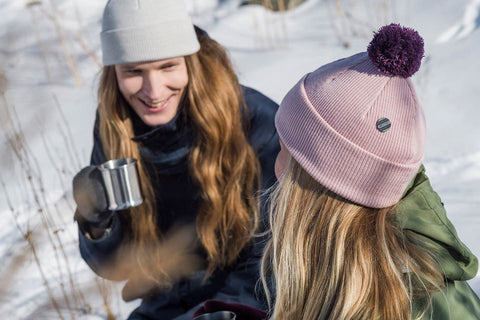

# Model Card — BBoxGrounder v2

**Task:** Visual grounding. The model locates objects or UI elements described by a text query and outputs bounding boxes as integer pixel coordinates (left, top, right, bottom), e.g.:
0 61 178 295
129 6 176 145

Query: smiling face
115 57 189 127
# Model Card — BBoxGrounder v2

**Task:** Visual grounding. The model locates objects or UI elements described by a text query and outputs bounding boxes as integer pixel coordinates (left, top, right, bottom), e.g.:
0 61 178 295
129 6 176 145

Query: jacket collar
129 108 194 173
130 109 182 142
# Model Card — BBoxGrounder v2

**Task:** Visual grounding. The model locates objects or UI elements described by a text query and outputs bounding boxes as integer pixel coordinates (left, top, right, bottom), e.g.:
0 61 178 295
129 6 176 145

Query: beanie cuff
276 76 423 208
101 21 200 66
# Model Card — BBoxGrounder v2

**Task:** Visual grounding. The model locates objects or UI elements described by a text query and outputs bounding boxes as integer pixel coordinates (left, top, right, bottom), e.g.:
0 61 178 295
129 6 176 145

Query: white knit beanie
101 0 200 66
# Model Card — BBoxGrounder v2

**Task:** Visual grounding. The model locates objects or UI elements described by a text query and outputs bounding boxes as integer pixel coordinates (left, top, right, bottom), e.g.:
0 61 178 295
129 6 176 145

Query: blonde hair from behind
261 157 444 320
97 28 261 285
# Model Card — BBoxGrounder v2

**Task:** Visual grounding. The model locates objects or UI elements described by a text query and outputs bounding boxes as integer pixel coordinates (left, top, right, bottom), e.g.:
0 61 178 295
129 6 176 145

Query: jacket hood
397 165 478 281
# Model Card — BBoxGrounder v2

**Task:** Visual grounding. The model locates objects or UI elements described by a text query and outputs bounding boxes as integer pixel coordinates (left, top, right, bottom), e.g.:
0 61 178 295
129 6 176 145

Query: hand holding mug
73 158 143 230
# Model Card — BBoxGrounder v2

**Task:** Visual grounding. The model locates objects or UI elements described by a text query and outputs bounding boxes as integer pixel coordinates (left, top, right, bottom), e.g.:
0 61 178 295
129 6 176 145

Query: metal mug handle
98 158 143 211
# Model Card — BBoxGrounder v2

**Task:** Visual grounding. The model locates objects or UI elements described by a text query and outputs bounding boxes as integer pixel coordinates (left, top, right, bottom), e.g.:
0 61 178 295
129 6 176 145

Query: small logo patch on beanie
376 117 391 132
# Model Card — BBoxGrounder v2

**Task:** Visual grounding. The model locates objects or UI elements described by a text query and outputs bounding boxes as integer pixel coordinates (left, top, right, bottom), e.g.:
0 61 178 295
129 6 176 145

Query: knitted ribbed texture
275 52 426 208
101 0 200 66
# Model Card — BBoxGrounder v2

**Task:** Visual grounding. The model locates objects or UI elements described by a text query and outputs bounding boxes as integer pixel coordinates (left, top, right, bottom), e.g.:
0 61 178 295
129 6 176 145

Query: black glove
72 165 113 230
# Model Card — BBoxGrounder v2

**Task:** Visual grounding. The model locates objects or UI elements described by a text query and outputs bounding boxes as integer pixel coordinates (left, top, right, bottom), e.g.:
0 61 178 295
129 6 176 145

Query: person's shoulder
241 85 271 99
241 84 277 101
239 85 280 159
240 85 278 121
397 166 478 282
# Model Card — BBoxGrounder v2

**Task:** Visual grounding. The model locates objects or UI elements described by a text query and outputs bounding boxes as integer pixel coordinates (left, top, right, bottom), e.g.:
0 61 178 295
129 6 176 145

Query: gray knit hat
101 0 200 66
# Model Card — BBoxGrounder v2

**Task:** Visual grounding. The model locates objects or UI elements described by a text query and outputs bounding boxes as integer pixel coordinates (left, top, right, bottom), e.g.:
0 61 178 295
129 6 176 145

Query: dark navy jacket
78 86 280 320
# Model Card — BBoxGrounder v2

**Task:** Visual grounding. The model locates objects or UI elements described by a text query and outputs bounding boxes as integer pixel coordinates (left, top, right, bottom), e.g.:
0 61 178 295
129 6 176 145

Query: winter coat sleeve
77 111 129 281
397 165 480 319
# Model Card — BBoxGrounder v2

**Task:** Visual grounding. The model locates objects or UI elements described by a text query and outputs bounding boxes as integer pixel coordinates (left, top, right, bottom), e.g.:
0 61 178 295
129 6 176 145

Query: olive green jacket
397 165 480 319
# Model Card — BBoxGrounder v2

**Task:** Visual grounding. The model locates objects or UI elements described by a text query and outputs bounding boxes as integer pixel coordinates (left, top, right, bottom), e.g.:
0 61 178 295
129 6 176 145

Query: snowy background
0 0 479 318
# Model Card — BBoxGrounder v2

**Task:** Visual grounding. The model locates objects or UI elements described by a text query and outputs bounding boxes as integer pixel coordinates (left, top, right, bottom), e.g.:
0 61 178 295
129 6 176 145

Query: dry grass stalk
26 1 52 82
26 231 70 320
326 0 395 47
334 0 345 18
72 0 102 68
0 240 30 301
52 94 83 171
0 71 6 95
76 31 102 68
1 105 70 319
95 278 116 320
0 77 89 318
276 0 289 48
0 176 66 320
39 130 73 211
251 0 289 49
54 227 88 313
26 0 42 7
32 0 83 86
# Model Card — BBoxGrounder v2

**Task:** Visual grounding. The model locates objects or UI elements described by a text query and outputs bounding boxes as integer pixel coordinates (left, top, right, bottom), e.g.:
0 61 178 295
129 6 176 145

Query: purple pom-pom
367 23 424 78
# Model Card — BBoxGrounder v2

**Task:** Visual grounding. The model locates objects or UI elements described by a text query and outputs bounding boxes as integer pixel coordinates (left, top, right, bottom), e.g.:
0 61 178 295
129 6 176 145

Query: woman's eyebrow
121 59 180 70
157 59 180 67
120 64 141 70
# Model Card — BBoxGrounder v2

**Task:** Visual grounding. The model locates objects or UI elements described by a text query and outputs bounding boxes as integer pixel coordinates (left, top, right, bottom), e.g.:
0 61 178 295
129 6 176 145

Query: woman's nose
142 71 166 101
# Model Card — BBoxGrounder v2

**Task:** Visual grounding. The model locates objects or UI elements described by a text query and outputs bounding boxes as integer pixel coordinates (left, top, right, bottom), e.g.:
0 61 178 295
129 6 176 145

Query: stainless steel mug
98 158 143 211
192 311 236 320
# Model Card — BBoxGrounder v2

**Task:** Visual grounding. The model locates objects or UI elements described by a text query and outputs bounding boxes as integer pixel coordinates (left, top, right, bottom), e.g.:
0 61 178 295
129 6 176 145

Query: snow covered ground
0 0 478 318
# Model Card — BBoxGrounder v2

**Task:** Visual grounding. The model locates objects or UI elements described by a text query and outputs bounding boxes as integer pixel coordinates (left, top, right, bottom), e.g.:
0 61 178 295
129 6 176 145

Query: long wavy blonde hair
97 28 261 284
261 158 444 320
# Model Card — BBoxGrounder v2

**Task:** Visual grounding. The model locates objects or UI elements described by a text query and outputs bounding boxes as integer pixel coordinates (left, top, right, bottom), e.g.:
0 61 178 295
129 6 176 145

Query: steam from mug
98 158 143 211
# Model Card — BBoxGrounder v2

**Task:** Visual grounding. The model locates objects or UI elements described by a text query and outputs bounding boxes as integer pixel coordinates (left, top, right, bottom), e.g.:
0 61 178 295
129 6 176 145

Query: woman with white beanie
72 0 279 319
261 24 480 320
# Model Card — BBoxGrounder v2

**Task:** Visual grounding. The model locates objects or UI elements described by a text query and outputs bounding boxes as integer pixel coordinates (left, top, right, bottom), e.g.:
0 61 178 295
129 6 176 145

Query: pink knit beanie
275 24 426 208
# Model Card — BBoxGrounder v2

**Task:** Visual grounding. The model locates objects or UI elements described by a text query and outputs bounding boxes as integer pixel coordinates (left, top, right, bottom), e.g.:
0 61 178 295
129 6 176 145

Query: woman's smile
138 94 174 112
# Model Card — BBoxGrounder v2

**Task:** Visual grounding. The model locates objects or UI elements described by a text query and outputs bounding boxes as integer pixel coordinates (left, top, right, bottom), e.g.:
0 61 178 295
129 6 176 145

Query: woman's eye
162 64 176 70
127 69 141 75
